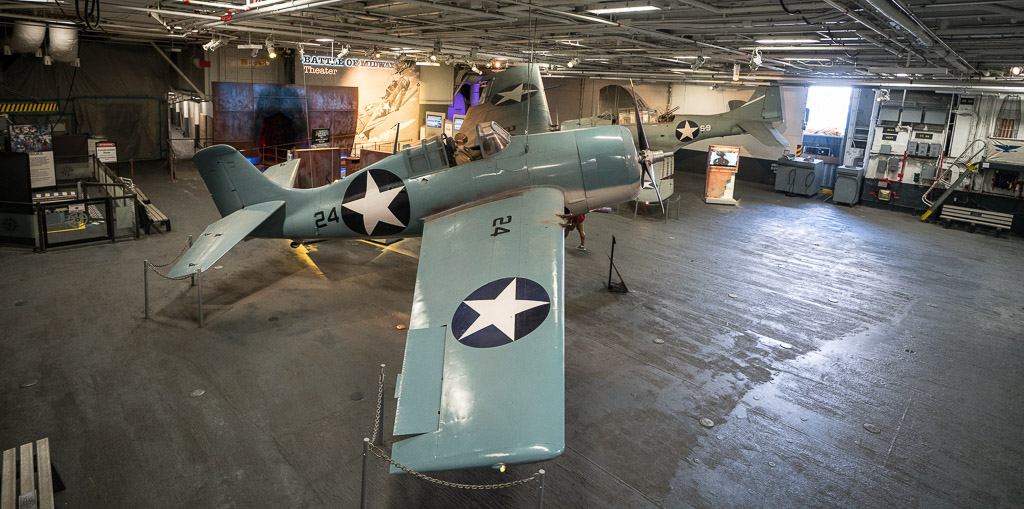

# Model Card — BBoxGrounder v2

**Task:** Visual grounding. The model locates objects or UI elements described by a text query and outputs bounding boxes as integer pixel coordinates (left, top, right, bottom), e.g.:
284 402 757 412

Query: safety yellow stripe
0 102 58 113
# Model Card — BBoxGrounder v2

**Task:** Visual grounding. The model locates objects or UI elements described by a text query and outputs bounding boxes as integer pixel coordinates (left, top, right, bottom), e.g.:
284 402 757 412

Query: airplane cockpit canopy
406 134 449 176
476 121 510 158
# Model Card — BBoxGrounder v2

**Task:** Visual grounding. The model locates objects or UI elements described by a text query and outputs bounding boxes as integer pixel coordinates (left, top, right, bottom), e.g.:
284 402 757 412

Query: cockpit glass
476 121 511 157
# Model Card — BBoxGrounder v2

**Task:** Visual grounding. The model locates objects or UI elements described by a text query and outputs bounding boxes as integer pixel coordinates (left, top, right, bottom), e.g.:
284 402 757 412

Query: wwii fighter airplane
561 85 790 152
167 64 666 473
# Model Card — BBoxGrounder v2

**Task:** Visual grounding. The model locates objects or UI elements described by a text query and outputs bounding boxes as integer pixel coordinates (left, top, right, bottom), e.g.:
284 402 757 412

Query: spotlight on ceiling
692 55 706 70
876 89 891 102
203 37 227 52
337 44 350 58
430 53 438 62
1012 66 1023 76
373 46 382 59
266 37 277 58
471 63 481 74
493 59 503 69
567 57 580 68
749 48 762 70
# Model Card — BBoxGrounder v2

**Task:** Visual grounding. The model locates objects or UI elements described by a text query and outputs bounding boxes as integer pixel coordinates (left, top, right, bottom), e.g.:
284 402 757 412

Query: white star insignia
343 171 406 234
460 278 548 340
494 84 535 105
677 122 699 140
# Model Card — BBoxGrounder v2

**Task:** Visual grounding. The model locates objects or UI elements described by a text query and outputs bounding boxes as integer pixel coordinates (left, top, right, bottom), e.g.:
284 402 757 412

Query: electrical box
880 144 892 155
879 106 900 122
921 163 937 180
907 141 918 155
888 157 902 173
923 109 947 125
901 107 923 124
928 143 942 158
774 157 824 197
834 166 864 205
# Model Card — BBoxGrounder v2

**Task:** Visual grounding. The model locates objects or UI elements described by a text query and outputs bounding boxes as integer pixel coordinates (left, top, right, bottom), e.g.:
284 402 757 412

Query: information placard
96 141 118 163
704 145 741 206
9 124 56 189
312 128 330 148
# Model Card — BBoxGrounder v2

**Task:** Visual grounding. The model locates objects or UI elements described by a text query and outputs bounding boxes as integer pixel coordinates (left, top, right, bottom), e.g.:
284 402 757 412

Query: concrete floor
2 153 1022 508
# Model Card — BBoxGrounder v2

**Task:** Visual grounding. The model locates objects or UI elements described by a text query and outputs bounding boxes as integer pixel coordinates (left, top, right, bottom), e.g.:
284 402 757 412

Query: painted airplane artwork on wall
167 64 667 473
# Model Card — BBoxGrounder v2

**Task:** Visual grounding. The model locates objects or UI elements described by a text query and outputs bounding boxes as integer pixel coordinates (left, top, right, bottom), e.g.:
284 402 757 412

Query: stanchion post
144 260 149 319
377 364 386 446
361 438 370 509
537 469 545 509
196 267 204 328
188 235 195 286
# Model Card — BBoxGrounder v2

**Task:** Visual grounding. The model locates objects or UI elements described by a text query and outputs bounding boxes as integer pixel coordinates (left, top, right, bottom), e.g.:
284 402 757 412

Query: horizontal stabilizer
167 200 285 279
738 120 790 148
262 159 300 188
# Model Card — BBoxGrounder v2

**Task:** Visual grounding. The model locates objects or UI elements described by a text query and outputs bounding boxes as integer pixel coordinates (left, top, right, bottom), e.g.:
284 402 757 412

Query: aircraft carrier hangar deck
2 151 1021 508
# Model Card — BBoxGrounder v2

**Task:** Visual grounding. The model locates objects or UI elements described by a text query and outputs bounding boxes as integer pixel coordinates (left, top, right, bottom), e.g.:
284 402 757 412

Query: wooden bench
135 188 171 234
1 438 63 509
940 205 1015 236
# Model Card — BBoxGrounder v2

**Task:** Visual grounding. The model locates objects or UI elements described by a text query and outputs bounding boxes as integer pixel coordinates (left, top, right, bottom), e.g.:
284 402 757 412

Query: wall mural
299 56 422 151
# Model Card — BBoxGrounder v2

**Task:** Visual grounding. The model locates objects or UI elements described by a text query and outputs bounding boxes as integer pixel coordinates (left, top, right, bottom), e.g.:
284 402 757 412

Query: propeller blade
629 79 649 152
642 159 665 215
630 79 664 213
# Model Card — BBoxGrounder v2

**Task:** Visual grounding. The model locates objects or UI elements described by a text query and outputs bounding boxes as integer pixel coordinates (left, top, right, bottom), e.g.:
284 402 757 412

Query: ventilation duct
8 21 46 54
48 25 79 62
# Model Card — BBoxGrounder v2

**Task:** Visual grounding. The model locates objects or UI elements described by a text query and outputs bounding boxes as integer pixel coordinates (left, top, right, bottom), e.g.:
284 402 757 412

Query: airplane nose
575 125 643 210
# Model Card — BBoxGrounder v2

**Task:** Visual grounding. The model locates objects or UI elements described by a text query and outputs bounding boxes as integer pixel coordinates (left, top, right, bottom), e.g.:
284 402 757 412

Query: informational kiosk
423 111 445 138
704 145 740 206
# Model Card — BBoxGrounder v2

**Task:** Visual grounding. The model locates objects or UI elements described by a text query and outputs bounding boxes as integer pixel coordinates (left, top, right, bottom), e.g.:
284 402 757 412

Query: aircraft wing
738 120 790 148
391 187 565 473
167 200 285 279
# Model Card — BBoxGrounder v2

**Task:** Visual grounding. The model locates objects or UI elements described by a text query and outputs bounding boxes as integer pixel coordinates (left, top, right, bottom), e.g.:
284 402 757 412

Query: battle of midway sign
302 55 395 75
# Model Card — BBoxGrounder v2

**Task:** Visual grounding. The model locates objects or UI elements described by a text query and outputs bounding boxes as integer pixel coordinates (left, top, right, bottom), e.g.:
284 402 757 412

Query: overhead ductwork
8 21 46 54
48 25 79 63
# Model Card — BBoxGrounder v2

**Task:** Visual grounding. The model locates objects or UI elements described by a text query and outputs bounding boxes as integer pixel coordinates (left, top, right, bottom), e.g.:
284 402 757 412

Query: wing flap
392 327 447 436
738 120 790 148
391 187 566 473
166 200 285 279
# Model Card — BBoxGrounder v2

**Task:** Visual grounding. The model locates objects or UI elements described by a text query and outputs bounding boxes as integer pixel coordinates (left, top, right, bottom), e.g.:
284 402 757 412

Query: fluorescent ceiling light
755 38 818 44
315 38 333 42
416 61 440 66
868 66 949 75
673 56 697 59
587 5 660 14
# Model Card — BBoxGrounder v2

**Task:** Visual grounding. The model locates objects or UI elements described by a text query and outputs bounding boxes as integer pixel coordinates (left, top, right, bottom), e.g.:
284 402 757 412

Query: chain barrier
145 236 196 281
364 364 540 491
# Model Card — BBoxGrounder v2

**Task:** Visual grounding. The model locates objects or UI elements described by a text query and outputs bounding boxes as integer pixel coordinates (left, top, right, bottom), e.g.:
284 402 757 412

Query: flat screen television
425 114 443 128
707 145 740 169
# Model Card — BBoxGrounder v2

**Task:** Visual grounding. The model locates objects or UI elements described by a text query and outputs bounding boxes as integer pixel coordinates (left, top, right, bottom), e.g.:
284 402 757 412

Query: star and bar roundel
452 277 551 348
341 169 410 236
490 83 540 106
675 120 701 142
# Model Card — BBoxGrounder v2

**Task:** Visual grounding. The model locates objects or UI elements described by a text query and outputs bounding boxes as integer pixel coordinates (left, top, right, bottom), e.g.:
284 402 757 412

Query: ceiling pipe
860 0 933 46
890 0 977 74
675 0 827 15
150 41 205 99
387 0 516 22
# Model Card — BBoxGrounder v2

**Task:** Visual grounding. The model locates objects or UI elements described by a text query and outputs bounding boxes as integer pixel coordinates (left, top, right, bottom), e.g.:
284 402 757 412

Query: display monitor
425 114 443 128
707 145 740 169
453 117 464 131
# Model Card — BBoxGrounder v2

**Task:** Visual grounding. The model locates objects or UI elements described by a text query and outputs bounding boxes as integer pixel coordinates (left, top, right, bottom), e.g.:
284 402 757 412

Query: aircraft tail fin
734 86 784 122
193 145 290 217
458 64 552 137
